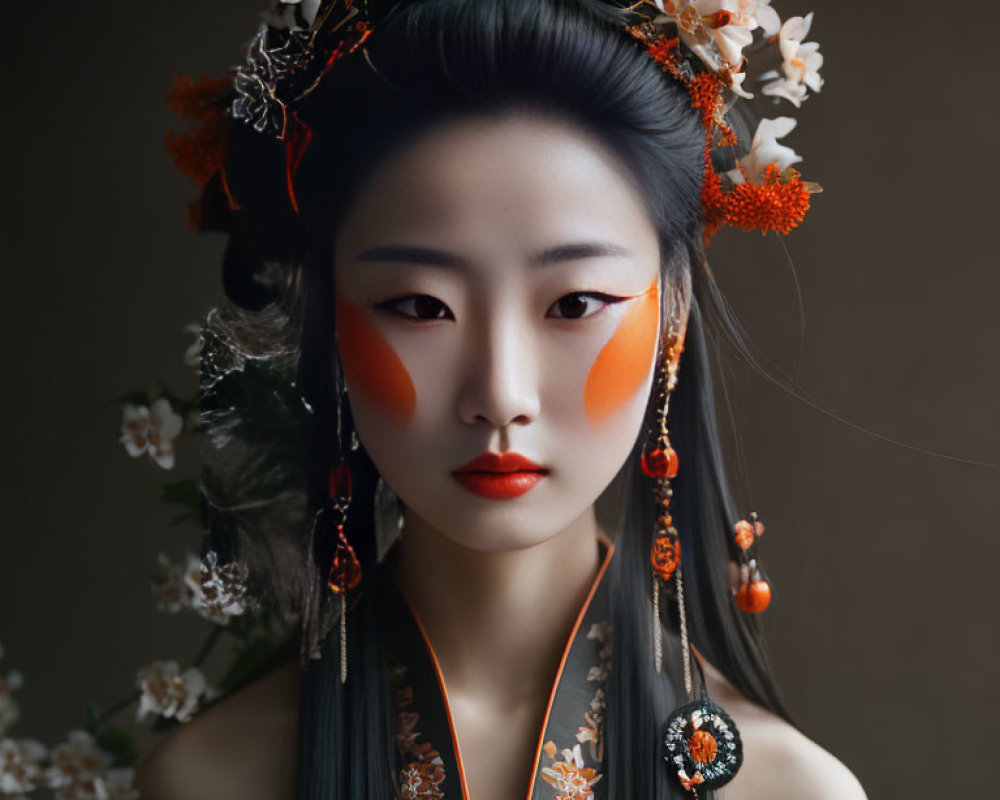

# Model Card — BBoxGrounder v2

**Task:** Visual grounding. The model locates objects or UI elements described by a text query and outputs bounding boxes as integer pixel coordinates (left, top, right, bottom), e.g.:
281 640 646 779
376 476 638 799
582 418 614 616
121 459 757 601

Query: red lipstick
452 452 549 500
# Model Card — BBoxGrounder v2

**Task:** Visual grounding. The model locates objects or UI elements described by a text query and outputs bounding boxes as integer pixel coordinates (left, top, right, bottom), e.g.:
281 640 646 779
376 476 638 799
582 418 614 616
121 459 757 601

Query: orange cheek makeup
583 278 660 422
335 295 417 422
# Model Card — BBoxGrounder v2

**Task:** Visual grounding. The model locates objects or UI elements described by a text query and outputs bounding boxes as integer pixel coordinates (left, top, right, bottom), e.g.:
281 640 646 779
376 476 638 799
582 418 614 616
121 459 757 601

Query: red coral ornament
642 446 679 479
688 730 719 765
651 534 682 582
733 519 755 551
735 579 771 613
327 528 362 595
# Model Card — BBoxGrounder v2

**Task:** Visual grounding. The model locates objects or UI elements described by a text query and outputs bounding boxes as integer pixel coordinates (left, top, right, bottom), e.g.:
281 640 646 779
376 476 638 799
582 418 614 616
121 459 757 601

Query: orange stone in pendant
327 532 362 594
650 534 681 581
735 579 771 613
688 730 719 764
642 446 679 479
733 519 754 551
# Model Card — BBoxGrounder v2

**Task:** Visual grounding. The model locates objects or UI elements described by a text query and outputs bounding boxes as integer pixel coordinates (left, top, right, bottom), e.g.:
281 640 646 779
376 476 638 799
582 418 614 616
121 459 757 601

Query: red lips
452 452 549 499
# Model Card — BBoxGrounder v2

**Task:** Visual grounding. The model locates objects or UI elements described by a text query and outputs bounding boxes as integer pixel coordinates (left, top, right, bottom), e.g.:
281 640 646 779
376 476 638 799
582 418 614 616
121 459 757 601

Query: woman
137 1 866 798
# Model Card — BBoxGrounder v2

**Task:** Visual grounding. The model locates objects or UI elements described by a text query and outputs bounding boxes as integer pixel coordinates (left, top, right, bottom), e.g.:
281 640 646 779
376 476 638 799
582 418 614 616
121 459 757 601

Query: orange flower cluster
725 164 812 236
635 31 814 244
164 74 230 188
164 74 234 228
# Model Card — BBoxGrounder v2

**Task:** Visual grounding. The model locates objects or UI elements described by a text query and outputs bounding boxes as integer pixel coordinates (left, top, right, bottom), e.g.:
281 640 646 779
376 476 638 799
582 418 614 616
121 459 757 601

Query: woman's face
333 114 668 552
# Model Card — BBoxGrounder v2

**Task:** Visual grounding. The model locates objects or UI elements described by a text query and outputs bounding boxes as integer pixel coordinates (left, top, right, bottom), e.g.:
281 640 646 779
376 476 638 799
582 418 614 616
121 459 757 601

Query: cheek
583 278 660 422
335 295 417 422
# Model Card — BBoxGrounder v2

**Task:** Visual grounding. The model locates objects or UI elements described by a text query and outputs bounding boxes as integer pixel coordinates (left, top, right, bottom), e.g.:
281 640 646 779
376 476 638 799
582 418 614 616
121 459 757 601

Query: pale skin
135 115 866 800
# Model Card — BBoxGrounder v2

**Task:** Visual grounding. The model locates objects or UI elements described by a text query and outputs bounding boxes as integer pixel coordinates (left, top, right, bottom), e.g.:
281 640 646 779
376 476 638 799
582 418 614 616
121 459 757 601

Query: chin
406 492 594 555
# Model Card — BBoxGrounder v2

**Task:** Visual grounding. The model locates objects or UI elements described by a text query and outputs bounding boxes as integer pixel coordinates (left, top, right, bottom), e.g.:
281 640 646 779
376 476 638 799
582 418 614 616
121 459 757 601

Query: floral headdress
166 0 825 242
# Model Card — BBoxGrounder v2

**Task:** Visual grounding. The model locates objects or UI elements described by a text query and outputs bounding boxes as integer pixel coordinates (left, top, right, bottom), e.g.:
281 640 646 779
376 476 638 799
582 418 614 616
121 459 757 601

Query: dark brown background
1 2 996 798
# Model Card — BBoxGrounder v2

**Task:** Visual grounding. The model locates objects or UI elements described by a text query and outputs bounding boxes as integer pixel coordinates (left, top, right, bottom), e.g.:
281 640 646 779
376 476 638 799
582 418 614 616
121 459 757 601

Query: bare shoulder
134 659 302 800
699 659 867 800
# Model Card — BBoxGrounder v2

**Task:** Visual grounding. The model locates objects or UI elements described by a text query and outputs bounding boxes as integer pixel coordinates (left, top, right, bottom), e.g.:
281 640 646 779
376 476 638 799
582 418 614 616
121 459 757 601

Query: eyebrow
354 241 632 269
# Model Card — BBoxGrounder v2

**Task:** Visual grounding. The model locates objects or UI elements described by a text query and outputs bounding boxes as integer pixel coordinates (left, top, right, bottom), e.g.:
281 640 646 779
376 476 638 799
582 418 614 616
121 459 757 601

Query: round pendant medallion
662 697 743 792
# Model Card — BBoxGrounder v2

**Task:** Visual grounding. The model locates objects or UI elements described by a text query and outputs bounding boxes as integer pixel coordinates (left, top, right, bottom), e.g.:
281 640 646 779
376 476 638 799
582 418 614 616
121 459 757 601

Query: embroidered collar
379 536 616 800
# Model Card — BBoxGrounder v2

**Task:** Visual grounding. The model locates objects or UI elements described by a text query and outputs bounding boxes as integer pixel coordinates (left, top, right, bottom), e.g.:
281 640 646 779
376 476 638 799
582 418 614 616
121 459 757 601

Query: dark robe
298 536 616 800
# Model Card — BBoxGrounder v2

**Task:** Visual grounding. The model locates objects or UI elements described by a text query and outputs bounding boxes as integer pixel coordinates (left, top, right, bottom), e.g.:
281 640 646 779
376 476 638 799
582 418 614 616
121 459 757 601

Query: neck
391 507 606 706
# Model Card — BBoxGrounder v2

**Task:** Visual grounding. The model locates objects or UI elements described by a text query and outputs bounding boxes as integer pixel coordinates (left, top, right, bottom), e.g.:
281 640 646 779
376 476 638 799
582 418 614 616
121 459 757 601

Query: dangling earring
733 511 771 613
318 369 362 684
643 327 683 677
644 328 744 797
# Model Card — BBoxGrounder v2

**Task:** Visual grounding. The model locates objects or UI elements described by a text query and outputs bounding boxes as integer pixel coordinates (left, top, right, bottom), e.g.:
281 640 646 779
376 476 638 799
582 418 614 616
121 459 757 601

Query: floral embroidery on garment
541 743 602 800
388 661 447 800
577 621 612 762
541 620 613 800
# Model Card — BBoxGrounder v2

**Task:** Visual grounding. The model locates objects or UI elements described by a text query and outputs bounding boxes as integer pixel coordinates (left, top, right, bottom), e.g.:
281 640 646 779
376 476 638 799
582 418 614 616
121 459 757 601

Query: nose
456 312 541 429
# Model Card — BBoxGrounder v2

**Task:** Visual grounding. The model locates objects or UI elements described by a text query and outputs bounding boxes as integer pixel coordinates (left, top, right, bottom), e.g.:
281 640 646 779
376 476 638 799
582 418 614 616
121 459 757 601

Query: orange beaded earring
732 511 771 613
643 327 685 676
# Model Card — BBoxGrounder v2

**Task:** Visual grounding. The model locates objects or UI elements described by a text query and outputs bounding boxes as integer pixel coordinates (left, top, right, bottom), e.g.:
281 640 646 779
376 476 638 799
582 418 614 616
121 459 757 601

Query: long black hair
203 1 795 797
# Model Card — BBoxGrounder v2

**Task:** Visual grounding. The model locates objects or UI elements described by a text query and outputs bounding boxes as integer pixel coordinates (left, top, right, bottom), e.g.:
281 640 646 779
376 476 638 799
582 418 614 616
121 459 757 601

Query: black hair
202 1 795 798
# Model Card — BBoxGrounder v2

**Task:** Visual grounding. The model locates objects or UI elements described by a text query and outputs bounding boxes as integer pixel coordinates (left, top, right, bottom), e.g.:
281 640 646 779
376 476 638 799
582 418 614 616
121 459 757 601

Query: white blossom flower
759 12 823 107
182 321 201 368
43 730 113 800
0 737 47 797
150 552 197 613
727 69 753 99
184 550 253 626
135 661 214 724
43 741 138 800
759 73 808 106
654 1 757 71
119 397 185 470
753 0 781 37
728 117 802 185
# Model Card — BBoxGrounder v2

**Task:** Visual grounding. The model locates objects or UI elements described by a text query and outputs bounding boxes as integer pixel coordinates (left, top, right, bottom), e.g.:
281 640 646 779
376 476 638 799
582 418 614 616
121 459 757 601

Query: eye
376 294 455 321
546 292 627 320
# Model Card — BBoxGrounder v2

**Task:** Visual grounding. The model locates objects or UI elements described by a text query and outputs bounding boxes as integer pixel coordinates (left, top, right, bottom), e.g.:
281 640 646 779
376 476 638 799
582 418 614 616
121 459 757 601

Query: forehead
333 114 658 269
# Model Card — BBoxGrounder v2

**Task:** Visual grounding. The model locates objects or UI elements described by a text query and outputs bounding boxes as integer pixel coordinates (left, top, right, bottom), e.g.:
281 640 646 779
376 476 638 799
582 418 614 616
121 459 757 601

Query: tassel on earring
645 328 743 796
322 368 362 684
326 464 361 684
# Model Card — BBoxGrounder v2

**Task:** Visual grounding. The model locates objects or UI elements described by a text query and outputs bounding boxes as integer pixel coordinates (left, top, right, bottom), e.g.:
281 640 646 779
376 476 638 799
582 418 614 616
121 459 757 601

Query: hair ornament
166 0 824 239
625 0 825 243
231 0 374 139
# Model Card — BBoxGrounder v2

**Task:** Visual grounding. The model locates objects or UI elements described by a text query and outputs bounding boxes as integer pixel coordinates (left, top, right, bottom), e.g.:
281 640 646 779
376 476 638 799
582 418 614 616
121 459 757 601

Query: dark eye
546 292 626 320
377 294 454 321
